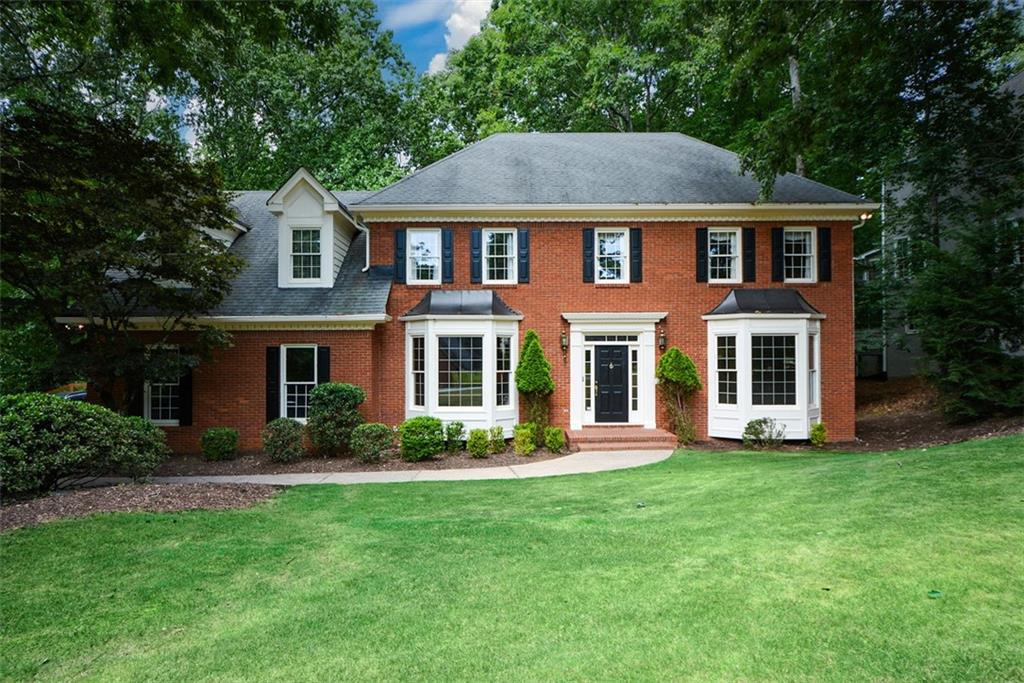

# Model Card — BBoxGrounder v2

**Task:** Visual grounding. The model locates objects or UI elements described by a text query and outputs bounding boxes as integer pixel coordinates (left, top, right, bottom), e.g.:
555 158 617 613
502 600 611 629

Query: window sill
595 282 631 288
406 282 443 287
149 420 180 427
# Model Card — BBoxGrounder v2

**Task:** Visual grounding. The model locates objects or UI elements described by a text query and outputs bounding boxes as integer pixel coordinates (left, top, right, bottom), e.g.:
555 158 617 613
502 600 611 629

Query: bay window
751 335 796 406
496 336 512 407
716 336 737 405
412 336 425 407
438 336 483 407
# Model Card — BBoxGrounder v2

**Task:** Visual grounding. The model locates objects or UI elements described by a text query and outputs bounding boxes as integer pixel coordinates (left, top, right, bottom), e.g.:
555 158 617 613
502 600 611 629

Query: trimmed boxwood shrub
307 383 366 456
513 423 537 456
467 428 490 458
201 427 239 461
488 426 506 454
810 422 828 449
742 417 786 450
262 418 305 462
0 392 167 496
399 416 444 462
444 421 465 452
544 426 566 453
350 423 394 463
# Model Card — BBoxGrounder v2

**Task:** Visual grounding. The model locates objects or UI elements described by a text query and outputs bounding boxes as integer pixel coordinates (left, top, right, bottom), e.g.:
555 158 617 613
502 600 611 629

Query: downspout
355 220 371 272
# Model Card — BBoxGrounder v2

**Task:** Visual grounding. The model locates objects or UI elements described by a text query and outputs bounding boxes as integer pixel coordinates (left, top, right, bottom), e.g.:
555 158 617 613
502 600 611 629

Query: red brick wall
369 220 857 441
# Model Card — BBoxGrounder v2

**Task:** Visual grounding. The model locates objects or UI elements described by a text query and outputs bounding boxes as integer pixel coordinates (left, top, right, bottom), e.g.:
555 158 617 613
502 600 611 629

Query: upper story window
784 228 816 282
282 345 317 421
408 229 441 284
596 229 629 283
484 229 516 284
291 228 322 280
708 228 741 283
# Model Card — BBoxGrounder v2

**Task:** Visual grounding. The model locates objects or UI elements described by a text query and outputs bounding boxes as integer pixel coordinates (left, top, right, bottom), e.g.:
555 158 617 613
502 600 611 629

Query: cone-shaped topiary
515 330 555 442
655 347 703 444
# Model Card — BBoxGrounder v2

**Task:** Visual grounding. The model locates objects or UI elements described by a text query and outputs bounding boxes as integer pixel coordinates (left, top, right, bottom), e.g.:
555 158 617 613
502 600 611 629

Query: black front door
596 345 629 423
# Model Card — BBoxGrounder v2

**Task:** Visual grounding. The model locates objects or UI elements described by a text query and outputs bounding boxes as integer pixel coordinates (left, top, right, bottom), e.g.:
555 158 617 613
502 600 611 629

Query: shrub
656 347 703 444
262 418 305 462
544 426 566 453
515 330 555 445
306 383 366 456
201 427 238 461
513 423 537 456
350 423 394 463
0 392 168 496
488 426 506 453
444 421 465 452
809 422 828 449
467 428 490 458
399 416 444 462
743 417 786 450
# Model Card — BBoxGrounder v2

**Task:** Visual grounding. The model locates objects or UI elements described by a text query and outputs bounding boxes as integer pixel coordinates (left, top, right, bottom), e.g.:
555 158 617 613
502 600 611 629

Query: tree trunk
788 54 805 177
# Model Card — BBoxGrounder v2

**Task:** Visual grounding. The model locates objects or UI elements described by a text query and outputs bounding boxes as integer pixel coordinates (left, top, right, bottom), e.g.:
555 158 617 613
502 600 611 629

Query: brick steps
569 426 678 452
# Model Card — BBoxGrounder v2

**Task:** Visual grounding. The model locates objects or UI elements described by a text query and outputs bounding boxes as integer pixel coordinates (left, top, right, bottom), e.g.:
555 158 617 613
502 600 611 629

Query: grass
3 436 1023 681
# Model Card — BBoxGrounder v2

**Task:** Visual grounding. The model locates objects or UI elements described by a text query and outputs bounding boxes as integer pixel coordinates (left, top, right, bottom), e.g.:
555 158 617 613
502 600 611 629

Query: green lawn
3 436 1023 682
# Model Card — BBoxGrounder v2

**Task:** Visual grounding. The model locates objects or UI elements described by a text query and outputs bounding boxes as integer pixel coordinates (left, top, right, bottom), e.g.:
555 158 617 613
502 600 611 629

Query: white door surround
563 312 667 430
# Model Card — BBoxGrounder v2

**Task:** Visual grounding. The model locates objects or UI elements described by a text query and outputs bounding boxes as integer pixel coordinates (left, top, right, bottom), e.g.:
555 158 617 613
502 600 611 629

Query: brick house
87 133 875 453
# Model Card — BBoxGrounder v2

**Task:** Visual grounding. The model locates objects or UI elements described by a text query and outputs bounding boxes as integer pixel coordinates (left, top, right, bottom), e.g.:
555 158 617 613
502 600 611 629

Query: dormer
267 168 359 289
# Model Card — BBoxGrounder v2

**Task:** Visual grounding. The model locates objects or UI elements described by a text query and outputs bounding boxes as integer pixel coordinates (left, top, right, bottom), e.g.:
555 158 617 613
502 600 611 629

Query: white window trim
280 344 317 424
144 344 180 427
595 228 630 284
783 227 817 283
289 225 323 282
482 228 517 285
708 227 743 284
407 228 443 285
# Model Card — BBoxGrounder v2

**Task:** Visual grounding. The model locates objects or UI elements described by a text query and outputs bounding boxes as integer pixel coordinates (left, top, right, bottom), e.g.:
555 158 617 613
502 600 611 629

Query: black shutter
317 346 330 384
818 227 832 282
742 227 756 282
470 228 482 283
394 229 406 283
696 227 708 282
178 366 193 426
629 228 642 283
583 228 594 282
266 347 280 423
442 228 454 283
126 376 145 417
771 227 784 282
518 228 530 283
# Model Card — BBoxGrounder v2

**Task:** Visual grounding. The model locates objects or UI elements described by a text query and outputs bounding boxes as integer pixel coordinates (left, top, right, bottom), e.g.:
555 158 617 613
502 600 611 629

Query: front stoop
569 426 678 452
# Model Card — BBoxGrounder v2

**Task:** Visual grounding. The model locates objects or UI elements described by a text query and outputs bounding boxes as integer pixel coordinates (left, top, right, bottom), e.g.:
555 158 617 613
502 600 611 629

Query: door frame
564 312 667 430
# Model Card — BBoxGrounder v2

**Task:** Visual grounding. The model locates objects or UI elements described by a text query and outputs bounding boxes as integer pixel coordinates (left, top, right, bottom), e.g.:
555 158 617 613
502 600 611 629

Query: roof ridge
352 136 494 205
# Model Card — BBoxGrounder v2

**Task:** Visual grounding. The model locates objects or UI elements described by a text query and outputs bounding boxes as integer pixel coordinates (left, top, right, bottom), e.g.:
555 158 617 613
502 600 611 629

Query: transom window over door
596 229 628 282
408 229 441 284
784 229 815 281
751 335 796 405
484 230 516 283
438 336 483 407
282 345 317 420
708 229 740 282
291 229 321 280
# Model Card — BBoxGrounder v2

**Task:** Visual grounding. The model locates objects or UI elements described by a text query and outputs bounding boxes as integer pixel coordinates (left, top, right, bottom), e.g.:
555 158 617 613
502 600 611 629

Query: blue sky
377 0 491 74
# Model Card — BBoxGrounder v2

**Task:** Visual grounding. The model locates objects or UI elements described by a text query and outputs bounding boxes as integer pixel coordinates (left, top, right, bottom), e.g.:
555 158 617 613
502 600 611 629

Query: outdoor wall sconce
560 331 569 352
658 329 667 351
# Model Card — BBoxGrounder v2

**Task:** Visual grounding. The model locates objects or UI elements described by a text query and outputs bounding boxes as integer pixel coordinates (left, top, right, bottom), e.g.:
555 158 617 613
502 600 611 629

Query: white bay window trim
482 228 517 284
708 227 742 284
595 228 630 283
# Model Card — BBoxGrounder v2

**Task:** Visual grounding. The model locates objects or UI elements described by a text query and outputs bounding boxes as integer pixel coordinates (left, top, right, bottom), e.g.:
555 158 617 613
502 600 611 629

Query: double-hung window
496 336 512 406
411 336 426 407
716 336 737 405
783 228 815 282
484 229 516 284
751 335 797 406
596 229 628 283
291 228 321 280
808 333 819 407
145 346 181 426
408 229 442 284
708 229 741 283
282 345 317 420
438 336 483 407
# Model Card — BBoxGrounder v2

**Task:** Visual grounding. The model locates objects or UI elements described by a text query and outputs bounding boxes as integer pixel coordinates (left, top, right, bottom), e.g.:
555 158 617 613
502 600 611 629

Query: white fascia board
57 314 391 325
267 168 342 214
398 314 524 322
701 313 825 321
562 312 668 324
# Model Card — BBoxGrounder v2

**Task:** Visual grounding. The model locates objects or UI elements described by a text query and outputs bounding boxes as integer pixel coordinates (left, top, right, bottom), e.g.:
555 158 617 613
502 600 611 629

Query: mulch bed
1 483 279 533
156 447 568 476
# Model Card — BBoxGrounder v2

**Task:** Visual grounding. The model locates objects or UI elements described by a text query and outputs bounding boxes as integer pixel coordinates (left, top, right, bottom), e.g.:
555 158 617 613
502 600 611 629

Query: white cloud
382 0 452 31
426 0 490 75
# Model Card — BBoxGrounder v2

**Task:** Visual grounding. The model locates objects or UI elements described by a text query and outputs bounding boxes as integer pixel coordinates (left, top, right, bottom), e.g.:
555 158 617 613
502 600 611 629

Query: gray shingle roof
353 133 870 206
212 191 391 317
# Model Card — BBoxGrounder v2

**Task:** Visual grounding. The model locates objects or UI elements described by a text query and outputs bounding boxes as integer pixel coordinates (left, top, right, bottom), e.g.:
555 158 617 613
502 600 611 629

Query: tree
515 330 555 441
656 348 702 444
0 102 243 410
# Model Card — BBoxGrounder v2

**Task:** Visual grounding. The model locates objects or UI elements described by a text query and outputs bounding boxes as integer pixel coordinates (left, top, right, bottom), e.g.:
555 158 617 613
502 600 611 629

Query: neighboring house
78 133 875 451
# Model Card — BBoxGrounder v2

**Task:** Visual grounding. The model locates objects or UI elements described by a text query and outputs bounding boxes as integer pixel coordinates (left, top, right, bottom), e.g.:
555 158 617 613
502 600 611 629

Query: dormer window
291 228 322 280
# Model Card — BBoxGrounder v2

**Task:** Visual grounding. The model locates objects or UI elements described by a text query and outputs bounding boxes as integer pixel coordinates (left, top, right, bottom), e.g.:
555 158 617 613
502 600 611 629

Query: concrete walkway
118 450 673 487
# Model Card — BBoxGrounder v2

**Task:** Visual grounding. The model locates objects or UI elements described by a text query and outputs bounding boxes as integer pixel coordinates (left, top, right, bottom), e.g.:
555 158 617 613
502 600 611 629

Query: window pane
717 336 737 405
285 383 314 419
784 230 813 280
496 336 511 406
751 335 796 405
409 231 440 281
292 229 321 279
597 231 625 281
285 347 316 382
486 231 514 281
709 231 738 281
412 336 425 407
438 336 483 407
149 382 180 421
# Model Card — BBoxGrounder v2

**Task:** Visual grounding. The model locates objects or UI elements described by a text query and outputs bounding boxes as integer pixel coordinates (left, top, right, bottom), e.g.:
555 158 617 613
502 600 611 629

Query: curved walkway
134 450 674 487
